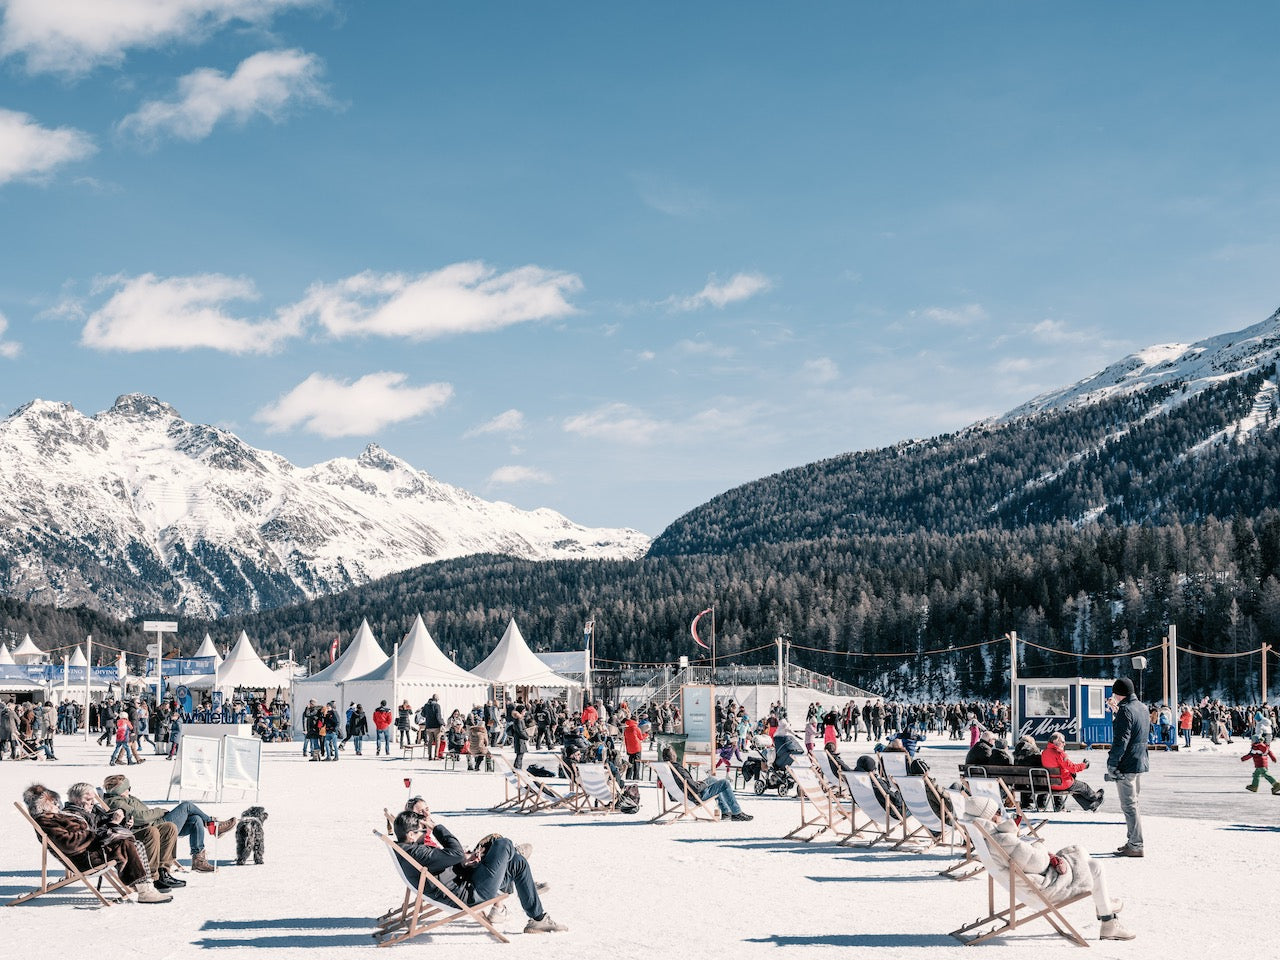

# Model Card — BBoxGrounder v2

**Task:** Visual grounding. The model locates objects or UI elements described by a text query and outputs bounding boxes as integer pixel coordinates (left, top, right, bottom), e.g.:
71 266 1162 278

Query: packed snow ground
1 734 1271 959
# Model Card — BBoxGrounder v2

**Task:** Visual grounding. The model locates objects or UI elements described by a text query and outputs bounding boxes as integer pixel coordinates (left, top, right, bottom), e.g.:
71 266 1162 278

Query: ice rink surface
1 734 1271 959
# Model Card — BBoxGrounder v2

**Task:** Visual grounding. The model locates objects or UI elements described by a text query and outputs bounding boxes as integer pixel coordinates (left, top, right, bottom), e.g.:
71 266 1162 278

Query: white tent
12 633 44 664
68 646 88 668
193 633 224 666
344 615 489 721
470 619 580 690
291 619 389 721
0 644 13 666
215 631 283 693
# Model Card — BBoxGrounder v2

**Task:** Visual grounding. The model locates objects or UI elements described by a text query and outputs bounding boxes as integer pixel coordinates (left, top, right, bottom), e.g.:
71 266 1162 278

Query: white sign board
143 620 178 633
221 736 262 793
178 736 221 794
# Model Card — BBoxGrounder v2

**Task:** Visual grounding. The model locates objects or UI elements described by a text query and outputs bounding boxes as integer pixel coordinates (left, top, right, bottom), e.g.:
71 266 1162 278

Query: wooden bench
958 764 1064 811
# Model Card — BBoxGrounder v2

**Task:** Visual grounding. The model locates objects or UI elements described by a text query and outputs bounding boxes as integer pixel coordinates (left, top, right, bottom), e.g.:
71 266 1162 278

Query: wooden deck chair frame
573 763 624 814
784 763 851 842
7 801 131 908
372 830 509 945
893 775 964 856
838 771 902 846
811 748 849 799
966 777 1048 840
647 761 721 824
491 755 575 815
948 820 1090 948
941 788 986 882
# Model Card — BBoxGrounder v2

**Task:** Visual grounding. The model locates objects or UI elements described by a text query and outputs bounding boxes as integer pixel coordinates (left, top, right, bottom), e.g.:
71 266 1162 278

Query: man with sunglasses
393 798 565 934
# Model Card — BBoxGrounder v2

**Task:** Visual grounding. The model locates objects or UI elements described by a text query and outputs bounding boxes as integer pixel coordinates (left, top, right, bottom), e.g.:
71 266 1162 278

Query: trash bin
653 733 688 764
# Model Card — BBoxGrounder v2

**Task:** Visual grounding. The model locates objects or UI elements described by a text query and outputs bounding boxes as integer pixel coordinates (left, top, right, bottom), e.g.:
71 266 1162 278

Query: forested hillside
650 368 1277 555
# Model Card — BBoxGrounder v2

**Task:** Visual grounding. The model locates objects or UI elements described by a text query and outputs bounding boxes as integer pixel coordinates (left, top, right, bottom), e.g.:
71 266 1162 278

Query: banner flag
583 620 595 649
329 637 340 663
690 608 712 650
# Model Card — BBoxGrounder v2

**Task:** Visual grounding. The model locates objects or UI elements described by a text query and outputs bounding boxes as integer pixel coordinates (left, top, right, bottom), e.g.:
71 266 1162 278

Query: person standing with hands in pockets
1107 677 1150 858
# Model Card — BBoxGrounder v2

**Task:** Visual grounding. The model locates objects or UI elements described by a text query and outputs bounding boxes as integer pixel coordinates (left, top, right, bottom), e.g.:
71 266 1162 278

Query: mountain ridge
0 394 649 618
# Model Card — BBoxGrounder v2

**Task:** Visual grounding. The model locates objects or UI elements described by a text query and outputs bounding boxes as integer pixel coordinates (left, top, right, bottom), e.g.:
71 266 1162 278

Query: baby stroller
748 758 795 796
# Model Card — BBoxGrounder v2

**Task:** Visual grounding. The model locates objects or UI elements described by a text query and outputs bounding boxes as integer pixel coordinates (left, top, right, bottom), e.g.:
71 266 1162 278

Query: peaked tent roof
216 631 283 689
68 646 88 667
345 615 487 687
0 644 12 665
470 619 580 688
193 633 224 666
300 619 389 684
12 633 44 661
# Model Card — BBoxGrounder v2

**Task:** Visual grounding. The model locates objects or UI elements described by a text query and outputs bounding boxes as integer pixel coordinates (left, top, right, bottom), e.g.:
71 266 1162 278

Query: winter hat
1112 678 1134 699
103 774 129 796
965 796 1000 821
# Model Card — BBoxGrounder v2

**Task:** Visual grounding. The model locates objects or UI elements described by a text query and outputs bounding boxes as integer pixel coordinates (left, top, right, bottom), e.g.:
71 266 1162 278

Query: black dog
235 806 268 865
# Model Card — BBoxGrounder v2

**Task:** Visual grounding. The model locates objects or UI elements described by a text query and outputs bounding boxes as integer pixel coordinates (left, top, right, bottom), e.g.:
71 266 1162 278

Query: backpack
617 784 641 814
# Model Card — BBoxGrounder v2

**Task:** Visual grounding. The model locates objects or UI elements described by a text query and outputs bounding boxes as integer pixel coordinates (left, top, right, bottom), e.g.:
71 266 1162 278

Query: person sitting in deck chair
966 796 1134 941
660 746 753 821
23 783 171 903
391 808 566 934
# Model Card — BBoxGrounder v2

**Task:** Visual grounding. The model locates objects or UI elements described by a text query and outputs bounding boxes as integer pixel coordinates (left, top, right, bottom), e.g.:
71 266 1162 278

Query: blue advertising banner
0 664 119 684
145 656 217 677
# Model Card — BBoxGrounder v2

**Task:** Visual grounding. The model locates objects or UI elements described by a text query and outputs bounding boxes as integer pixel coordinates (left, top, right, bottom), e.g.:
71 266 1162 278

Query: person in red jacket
1178 705 1194 749
622 716 648 780
1042 732 1104 811
1242 738 1280 794
373 700 394 756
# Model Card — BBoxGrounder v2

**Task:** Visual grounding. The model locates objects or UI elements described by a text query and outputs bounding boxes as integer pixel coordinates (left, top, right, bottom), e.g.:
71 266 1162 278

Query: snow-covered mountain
1001 307 1280 421
0 395 649 617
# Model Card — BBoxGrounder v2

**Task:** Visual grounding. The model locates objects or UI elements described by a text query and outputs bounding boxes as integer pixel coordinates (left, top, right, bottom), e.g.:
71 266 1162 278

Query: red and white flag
690 607 713 650
329 637 340 663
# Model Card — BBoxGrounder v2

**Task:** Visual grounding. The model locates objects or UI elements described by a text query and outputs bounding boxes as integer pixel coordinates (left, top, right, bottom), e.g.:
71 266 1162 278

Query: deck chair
372 830 509 945
839 771 903 846
784 763 852 842
574 764 624 814
8 801 131 907
879 750 910 782
948 820 1090 947
648 761 721 824
940 788 987 881
966 777 1048 840
893 775 964 855
490 755 575 815
811 748 849 798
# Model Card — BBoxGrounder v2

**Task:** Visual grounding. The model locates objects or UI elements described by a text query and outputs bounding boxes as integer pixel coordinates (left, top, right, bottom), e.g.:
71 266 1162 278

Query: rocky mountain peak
106 394 180 420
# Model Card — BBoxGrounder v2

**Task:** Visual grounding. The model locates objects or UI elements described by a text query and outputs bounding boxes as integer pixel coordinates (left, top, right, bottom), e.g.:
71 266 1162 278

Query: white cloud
802 357 839 384
119 49 329 143
1030 318 1091 344
465 409 524 438
563 403 663 445
0 107 95 184
914 303 988 326
636 350 655 362
486 465 552 486
563 401 761 447
255 371 453 438
0 310 20 358
284 261 582 340
0 0 319 76
80 273 299 353
993 356 1038 374
674 272 772 311
632 172 710 217
76 261 580 354
676 338 735 359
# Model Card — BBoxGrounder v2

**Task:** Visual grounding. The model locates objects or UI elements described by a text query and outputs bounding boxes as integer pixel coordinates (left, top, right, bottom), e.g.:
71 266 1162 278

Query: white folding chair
574 764 623 814
811 748 849 798
784 763 852 842
648 761 720 824
879 750 910 781
894 775 963 855
948 820 1090 947
839 770 903 846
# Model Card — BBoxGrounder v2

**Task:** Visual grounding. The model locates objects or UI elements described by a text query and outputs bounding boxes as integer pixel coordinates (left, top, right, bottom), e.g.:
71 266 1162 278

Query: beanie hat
103 774 129 796
965 796 1000 821
1112 677 1134 699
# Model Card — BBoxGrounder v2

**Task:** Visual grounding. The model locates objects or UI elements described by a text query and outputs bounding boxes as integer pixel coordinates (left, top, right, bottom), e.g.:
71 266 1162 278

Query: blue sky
2 2 1279 536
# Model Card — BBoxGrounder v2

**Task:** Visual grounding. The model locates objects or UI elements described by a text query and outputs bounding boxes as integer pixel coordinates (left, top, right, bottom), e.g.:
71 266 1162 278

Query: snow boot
1099 917 1135 941
134 880 173 904
1246 783 1259 792
1272 782 1280 795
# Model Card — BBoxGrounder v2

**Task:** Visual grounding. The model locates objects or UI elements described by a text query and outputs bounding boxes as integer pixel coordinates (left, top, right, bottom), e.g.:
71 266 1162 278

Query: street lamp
1131 656 1148 701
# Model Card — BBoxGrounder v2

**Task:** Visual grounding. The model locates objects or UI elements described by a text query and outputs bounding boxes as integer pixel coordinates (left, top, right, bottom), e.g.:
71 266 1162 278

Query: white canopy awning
470 619 580 688
345 615 488 688
0 644 13 666
12 633 44 663
192 633 224 667
300 619 389 685
68 646 88 667
216 631 283 690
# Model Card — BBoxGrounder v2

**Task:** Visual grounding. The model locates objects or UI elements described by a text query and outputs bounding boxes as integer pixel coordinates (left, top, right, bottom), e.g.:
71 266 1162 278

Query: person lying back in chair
965 796 1134 941
660 746 753 822
391 806 566 934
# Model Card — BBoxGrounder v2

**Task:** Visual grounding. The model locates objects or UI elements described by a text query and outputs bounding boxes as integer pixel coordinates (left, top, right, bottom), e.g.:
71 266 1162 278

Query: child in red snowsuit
1241 739 1279 794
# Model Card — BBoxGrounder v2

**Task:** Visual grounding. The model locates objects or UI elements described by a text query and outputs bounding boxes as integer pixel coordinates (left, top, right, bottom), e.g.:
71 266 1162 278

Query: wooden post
1009 631 1018 740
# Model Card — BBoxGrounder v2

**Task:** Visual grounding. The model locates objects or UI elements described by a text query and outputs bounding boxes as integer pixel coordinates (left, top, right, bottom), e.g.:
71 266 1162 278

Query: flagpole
710 604 716 682
84 634 92 742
